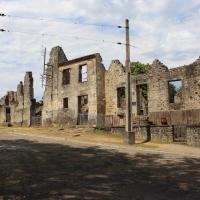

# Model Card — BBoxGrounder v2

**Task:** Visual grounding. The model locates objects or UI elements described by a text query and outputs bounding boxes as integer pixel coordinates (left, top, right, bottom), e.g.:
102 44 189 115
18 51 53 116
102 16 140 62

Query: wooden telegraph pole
124 19 135 144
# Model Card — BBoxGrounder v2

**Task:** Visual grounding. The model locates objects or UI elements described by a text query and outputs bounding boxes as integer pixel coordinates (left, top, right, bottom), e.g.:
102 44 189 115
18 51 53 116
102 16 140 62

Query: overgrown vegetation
140 84 148 101
168 83 177 103
130 61 149 101
131 61 150 75
168 80 182 103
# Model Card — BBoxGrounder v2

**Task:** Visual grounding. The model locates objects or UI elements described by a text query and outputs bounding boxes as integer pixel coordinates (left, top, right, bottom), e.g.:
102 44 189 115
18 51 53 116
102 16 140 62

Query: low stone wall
133 126 148 141
150 126 173 143
111 127 125 135
112 125 173 143
186 125 200 147
133 125 173 143
111 125 200 147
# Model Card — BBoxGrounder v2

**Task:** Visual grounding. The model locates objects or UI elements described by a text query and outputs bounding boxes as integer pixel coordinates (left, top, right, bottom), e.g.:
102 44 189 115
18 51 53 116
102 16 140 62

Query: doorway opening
78 95 88 125
6 107 11 123
136 84 148 115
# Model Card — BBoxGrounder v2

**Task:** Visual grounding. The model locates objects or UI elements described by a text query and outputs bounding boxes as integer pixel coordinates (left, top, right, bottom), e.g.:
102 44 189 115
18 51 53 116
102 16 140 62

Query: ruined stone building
42 46 105 127
0 46 199 127
0 72 39 126
42 46 200 127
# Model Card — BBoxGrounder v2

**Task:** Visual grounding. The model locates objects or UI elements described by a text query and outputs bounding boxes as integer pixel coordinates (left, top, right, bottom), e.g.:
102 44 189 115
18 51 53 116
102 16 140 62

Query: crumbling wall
56 54 104 127
186 125 200 147
105 60 126 116
42 46 68 126
96 55 106 128
0 72 37 126
133 57 200 115
182 58 200 109
147 59 170 112
23 72 34 126
42 46 106 127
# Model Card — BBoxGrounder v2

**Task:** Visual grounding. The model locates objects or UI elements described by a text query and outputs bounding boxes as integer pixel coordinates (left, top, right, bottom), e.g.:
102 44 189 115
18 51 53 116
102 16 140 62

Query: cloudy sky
0 0 200 100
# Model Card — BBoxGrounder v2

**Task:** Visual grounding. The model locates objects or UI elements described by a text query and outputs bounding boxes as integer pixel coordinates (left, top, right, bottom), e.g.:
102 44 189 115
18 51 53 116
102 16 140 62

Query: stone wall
96 56 106 128
1 45 199 131
105 56 200 124
146 60 170 112
133 57 200 115
41 46 200 127
112 125 200 147
186 125 200 147
58 56 98 126
0 72 36 126
133 126 148 140
133 125 173 143
105 60 126 116
42 46 68 126
112 125 173 143
150 126 174 143
42 46 106 127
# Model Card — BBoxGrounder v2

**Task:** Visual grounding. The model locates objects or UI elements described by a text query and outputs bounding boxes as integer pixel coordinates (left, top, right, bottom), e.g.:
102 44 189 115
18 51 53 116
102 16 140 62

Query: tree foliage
168 83 177 103
141 84 148 101
131 61 150 75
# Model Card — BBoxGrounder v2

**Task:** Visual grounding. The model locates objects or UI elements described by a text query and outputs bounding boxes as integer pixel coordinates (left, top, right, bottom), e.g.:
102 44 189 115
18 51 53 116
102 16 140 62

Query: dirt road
0 132 200 200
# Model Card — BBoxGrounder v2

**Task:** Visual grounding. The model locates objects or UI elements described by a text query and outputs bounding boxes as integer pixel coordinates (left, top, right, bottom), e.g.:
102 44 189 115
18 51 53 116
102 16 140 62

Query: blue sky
0 0 200 100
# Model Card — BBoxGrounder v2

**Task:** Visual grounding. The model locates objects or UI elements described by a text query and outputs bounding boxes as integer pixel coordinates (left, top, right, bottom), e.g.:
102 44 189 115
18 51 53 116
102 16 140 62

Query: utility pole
124 19 135 144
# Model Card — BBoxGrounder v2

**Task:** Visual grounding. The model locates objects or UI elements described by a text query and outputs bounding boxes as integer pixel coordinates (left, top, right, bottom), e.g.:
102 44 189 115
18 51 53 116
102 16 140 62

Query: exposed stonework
105 60 126 116
186 125 200 147
1 46 199 129
42 46 68 126
42 46 105 127
132 58 200 114
41 46 200 127
0 72 38 126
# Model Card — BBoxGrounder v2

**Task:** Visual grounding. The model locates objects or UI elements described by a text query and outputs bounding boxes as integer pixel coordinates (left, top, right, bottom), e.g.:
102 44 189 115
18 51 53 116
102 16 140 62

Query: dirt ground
0 129 200 200
0 126 123 145
0 126 199 156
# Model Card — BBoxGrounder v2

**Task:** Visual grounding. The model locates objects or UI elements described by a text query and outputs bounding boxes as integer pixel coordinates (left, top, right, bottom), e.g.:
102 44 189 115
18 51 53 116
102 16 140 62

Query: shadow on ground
0 139 199 200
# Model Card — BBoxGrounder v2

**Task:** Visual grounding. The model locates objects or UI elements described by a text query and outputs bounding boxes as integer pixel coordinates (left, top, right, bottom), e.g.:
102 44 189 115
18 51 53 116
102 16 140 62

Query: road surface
0 132 200 200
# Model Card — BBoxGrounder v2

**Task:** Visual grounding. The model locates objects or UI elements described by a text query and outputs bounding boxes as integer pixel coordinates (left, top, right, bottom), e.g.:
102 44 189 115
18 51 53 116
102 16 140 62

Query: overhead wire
0 13 137 48
0 28 136 48
1 13 124 29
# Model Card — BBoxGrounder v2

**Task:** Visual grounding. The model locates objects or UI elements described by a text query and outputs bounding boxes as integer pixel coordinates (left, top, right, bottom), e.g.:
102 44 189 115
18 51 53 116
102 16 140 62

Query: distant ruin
0 72 42 126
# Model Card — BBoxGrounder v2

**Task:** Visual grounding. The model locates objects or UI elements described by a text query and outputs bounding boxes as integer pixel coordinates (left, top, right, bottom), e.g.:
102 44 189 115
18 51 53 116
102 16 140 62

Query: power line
0 28 137 48
0 13 124 29
0 13 137 47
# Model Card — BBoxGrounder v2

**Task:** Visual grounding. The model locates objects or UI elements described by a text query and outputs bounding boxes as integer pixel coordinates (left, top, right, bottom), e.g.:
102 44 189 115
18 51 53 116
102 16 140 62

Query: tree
131 61 150 75
168 83 177 103
131 61 150 102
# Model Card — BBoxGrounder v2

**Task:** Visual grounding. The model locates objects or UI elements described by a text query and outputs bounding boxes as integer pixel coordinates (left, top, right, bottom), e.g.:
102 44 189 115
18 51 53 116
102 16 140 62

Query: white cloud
0 0 200 99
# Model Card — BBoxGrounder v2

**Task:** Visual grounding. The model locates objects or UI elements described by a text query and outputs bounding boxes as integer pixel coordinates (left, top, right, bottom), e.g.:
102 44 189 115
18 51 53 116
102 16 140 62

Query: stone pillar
16 81 24 125
23 72 34 126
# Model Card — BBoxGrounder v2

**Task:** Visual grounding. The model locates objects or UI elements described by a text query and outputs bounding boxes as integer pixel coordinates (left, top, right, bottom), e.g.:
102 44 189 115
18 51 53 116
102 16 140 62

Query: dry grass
0 126 159 148
0 126 122 144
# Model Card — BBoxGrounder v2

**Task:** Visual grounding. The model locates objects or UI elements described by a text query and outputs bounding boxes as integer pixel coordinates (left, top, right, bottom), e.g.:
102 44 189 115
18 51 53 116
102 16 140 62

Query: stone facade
186 125 200 147
112 125 173 143
0 72 37 126
42 46 106 127
42 46 68 126
41 46 200 127
105 60 126 116
1 46 199 129
133 125 173 143
133 58 200 113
